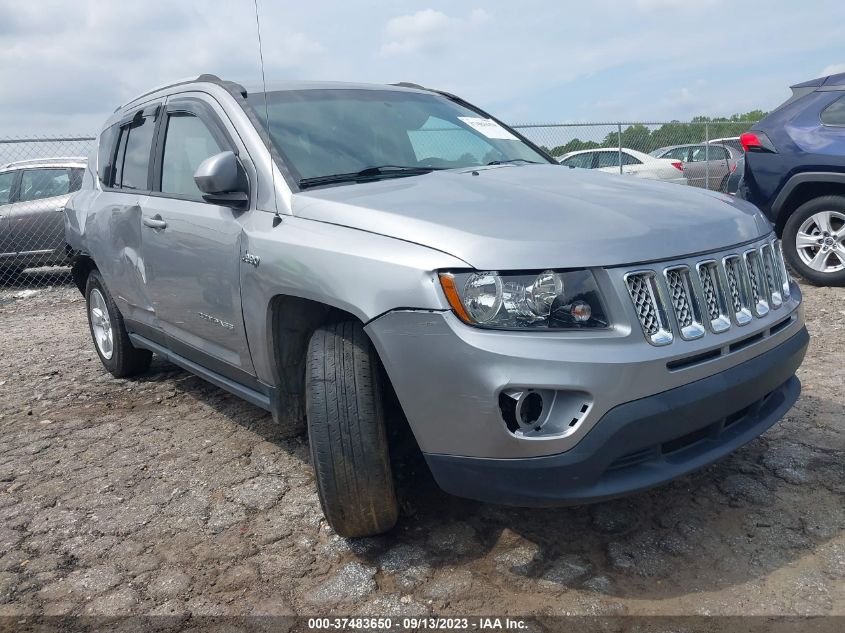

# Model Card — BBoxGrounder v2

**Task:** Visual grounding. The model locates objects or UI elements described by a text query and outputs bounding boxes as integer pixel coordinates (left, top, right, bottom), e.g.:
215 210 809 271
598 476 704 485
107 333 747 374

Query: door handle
142 215 167 230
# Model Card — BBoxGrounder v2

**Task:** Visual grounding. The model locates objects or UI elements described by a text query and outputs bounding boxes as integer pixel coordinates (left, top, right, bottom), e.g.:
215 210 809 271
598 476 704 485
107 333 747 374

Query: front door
12 167 80 258
140 97 255 377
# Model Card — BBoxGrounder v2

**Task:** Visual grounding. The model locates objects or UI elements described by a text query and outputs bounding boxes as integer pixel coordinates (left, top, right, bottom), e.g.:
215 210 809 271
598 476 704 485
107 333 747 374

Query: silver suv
66 75 809 537
1 157 85 279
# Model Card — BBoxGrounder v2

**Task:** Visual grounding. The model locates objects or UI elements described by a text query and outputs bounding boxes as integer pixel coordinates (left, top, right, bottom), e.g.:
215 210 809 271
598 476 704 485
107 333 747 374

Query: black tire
305 320 399 537
782 195 845 287
85 270 152 377
718 174 729 193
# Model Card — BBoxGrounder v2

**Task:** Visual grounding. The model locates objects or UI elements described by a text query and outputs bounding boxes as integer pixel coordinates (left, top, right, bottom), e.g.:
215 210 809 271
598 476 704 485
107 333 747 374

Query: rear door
92 103 163 333
0 170 18 262
140 95 255 377
12 167 82 257
704 145 730 190
685 146 709 188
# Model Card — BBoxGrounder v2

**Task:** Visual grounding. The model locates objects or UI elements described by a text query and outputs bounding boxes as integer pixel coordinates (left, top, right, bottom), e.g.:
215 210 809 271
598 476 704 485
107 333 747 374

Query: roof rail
390 82 428 90
2 156 87 169
116 74 249 113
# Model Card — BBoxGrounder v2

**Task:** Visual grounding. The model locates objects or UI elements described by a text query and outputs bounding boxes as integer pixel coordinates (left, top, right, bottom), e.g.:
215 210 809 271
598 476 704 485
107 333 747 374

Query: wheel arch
772 172 845 235
267 293 395 432
70 253 98 295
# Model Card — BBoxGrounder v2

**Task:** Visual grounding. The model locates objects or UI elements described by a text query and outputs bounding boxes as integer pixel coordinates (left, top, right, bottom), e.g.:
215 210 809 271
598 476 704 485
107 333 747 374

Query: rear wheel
782 196 845 286
306 320 399 537
85 271 152 377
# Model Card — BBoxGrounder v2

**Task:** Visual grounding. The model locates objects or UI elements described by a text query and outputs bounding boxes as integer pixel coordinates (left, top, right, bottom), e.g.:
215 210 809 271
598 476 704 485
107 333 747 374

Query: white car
559 148 687 185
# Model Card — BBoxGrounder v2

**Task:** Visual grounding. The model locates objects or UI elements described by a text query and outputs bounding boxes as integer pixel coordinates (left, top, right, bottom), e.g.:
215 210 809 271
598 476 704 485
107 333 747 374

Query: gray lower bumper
365 294 804 459
422 327 807 507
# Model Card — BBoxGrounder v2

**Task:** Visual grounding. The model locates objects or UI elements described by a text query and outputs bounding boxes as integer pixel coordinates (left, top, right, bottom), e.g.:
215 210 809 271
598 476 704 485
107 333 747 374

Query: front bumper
423 326 807 506
365 281 804 460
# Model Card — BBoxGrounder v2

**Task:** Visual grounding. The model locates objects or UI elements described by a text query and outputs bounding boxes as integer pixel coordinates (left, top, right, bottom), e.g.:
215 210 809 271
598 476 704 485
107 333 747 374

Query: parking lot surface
0 279 843 622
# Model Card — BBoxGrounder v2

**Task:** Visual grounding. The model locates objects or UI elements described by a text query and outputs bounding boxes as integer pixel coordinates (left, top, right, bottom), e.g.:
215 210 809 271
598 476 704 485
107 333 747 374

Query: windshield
248 88 550 187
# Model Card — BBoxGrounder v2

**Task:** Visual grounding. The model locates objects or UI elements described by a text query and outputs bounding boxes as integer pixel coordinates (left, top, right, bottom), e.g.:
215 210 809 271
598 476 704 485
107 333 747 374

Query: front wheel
305 320 399 537
85 271 152 377
782 196 845 287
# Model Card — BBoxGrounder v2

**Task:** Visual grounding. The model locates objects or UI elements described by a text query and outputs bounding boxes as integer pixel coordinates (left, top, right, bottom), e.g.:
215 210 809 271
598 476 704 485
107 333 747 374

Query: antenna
253 0 281 226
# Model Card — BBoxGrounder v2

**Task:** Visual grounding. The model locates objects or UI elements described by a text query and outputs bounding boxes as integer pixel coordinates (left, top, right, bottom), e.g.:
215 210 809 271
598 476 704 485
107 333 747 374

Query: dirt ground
0 274 843 625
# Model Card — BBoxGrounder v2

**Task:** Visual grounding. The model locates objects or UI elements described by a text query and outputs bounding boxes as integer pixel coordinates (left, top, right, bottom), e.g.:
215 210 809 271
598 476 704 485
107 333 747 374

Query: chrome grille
744 249 769 317
666 269 692 326
664 267 704 339
700 264 720 319
623 238 793 345
761 244 782 308
723 255 753 325
696 261 731 333
625 272 672 345
724 256 743 314
773 240 791 300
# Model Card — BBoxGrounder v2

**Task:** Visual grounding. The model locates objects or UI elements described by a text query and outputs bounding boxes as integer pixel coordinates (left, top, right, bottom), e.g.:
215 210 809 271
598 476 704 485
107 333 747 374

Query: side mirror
194 151 249 209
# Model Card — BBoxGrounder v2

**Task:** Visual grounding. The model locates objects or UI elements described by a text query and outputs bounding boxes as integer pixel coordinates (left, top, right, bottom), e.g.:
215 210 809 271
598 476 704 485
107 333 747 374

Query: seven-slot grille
625 239 791 346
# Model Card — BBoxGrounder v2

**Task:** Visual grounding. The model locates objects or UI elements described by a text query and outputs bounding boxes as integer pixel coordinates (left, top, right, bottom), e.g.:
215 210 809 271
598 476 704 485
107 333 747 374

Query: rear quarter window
97 124 119 186
821 95 845 125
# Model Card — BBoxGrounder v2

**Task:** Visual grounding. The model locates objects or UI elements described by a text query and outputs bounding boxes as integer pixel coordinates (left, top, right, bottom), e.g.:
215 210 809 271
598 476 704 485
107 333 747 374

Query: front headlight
439 269 608 330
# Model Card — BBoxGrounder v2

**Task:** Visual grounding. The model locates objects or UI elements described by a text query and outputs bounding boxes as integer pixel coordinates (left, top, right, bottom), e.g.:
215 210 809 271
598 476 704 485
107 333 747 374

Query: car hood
292 164 771 270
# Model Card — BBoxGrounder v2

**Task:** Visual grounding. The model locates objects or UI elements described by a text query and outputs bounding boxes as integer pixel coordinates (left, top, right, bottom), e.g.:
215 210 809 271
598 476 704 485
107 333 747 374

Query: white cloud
0 0 328 134
820 63 845 77
380 8 490 57
0 0 844 135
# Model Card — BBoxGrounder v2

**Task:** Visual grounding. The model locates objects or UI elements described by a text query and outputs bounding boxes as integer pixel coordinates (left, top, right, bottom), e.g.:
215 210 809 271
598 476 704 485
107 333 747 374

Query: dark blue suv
739 72 845 286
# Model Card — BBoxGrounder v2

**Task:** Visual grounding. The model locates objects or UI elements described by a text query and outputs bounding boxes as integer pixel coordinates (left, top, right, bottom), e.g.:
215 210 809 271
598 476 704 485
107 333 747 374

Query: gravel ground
0 277 843 623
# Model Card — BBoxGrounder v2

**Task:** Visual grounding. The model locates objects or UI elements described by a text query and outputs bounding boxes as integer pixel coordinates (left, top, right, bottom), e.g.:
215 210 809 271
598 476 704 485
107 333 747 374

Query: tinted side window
19 169 72 202
119 116 156 190
706 146 729 161
821 95 845 125
562 154 592 169
596 151 620 168
161 114 223 198
621 152 641 165
663 147 689 161
97 124 119 186
0 171 15 205
689 146 709 162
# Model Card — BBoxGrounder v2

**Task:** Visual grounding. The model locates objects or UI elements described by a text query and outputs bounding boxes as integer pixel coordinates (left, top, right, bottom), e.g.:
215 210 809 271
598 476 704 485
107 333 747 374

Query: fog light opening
499 389 547 433
519 392 544 429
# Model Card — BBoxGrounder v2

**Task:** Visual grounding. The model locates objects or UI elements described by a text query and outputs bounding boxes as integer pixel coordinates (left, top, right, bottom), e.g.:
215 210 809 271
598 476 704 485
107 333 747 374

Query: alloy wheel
89 288 114 360
795 210 845 274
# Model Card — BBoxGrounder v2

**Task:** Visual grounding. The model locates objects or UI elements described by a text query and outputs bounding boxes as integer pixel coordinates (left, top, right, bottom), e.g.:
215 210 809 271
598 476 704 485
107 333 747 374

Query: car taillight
671 161 684 171
730 162 737 173
740 131 777 153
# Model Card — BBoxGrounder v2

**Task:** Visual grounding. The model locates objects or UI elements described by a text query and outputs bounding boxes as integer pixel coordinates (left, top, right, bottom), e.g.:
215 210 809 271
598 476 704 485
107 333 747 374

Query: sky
1 0 844 136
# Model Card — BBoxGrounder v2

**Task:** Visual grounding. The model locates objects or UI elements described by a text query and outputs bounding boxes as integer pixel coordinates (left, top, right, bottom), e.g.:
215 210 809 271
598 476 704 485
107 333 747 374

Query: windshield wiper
486 159 541 166
299 165 441 189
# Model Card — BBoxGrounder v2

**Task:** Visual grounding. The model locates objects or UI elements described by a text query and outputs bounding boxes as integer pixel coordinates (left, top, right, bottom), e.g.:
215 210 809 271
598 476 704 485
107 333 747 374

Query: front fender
240 211 469 384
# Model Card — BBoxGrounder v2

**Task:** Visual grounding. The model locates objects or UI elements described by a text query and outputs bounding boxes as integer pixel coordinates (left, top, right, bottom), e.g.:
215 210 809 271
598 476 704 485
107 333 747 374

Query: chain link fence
0 120 759 289
512 120 756 192
0 136 95 289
